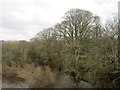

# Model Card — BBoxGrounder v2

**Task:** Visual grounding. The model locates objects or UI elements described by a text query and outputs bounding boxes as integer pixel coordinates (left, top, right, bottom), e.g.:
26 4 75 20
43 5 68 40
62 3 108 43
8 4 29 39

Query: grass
3 63 57 88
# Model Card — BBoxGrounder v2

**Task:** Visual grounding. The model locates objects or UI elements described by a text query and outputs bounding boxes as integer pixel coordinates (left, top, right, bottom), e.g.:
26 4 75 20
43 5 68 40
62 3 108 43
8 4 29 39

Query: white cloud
0 0 119 41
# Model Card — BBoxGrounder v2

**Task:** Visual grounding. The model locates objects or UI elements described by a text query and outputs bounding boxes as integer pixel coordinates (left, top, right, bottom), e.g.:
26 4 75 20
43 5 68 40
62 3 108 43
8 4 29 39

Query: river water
2 73 93 88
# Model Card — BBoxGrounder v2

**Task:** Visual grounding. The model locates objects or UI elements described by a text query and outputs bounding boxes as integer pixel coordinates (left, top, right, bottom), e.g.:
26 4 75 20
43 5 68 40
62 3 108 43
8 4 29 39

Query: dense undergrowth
3 63 57 88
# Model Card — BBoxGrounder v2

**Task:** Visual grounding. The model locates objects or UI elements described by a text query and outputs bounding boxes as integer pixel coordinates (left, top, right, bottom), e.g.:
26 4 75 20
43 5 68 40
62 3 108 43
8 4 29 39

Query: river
2 73 93 88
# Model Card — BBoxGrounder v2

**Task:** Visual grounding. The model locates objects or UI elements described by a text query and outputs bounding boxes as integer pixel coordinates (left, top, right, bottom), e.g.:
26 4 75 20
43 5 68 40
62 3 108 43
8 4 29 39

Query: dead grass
3 63 57 88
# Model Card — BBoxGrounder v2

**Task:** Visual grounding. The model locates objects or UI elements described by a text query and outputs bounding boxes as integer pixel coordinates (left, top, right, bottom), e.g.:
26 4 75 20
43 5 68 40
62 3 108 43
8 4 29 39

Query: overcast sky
0 0 119 41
